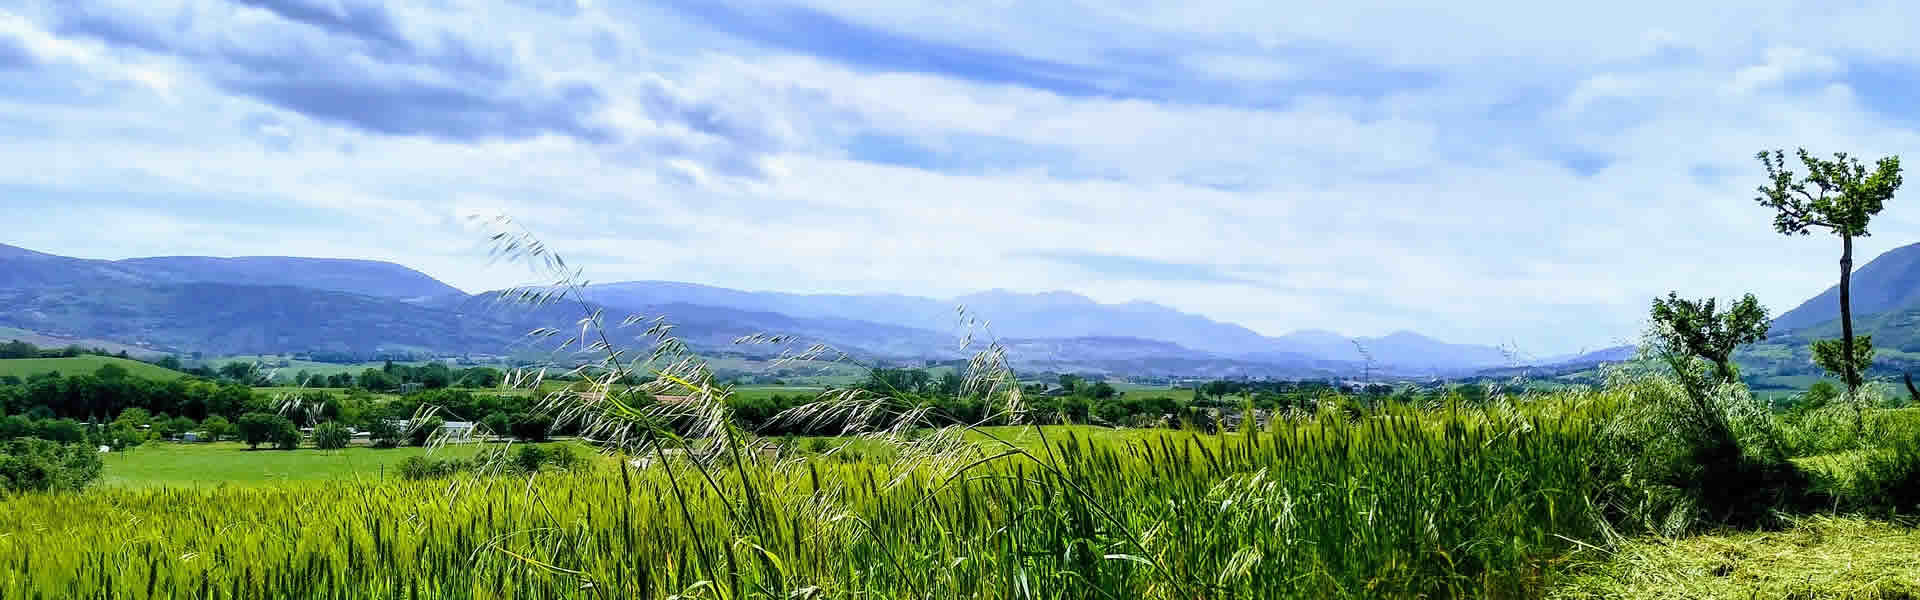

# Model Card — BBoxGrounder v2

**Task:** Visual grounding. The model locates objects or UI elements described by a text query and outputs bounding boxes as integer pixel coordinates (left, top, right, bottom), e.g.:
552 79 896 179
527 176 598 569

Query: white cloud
9 0 1920 355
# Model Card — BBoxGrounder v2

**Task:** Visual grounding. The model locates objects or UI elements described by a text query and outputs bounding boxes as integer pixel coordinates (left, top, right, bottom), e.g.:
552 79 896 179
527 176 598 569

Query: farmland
6 372 1920 598
0 355 187 381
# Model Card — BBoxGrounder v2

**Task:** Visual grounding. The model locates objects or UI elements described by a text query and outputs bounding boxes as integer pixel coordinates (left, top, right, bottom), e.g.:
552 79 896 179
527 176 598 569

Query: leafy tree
218 362 262 385
482 413 511 439
357 368 396 392
236 413 288 449
312 421 350 450
0 438 104 493
508 412 552 442
1648 292 1771 387
409 416 445 447
159 416 197 439
269 419 301 450
515 445 550 473
1088 381 1117 400
459 367 503 389
199 415 231 442
154 355 182 371
1756 148 1904 392
366 418 403 449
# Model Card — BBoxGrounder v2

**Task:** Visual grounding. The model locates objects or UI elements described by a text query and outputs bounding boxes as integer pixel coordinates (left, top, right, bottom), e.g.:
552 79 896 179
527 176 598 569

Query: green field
0 355 186 380
97 441 587 488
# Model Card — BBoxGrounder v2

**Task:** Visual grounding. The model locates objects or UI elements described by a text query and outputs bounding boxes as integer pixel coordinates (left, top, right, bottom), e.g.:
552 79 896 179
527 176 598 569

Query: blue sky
6 0 1920 355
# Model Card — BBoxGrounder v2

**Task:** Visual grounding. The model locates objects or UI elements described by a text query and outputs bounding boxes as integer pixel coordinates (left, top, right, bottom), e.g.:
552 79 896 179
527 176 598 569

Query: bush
1845 418 1920 515
546 444 581 472
409 417 444 447
396 455 467 480
515 445 549 473
0 438 103 493
1594 376 1818 532
508 412 552 442
366 419 402 449
270 420 300 450
312 422 350 450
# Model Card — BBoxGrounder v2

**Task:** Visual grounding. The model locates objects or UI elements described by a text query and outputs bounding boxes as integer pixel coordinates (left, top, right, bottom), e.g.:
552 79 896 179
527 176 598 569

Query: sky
6 1 1920 356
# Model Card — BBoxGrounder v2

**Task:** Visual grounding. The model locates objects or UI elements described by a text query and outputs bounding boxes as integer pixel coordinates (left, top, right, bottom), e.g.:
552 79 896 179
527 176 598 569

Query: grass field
100 441 594 488
0 355 186 380
1552 515 1920 598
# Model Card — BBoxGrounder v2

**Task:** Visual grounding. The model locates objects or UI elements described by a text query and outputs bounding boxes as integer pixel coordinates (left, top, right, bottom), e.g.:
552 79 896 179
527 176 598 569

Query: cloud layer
7 0 1920 355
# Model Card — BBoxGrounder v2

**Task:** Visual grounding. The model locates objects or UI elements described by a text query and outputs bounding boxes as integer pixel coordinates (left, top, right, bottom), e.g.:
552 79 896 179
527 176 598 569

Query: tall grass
0 390 1630 599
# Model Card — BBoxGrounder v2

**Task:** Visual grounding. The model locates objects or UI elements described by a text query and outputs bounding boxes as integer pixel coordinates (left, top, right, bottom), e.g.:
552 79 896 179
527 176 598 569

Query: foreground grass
100 441 588 488
0 394 1616 599
1553 515 1920 599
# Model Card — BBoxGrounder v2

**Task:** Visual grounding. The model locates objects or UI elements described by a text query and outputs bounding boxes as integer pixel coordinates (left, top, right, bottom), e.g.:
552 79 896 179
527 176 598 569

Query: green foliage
311 422 350 450
1648 291 1771 384
199 415 231 442
507 412 551 442
0 438 102 493
236 413 298 450
513 445 548 473
1756 149 1904 238
408 417 443 447
365 418 402 449
1811 335 1875 383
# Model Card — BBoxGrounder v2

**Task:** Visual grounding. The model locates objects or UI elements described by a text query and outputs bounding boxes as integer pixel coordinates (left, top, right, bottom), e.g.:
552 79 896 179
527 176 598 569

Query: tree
1756 148 1903 393
1648 292 1771 387
366 418 403 449
236 413 290 449
0 438 103 493
409 416 444 447
200 415 231 442
270 419 300 450
508 412 552 442
312 421 350 450
357 368 396 392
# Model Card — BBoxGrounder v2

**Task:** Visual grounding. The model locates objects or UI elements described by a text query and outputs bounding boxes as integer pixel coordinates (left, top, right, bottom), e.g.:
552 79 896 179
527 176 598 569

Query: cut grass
0 355 186 380
1553 515 1920 599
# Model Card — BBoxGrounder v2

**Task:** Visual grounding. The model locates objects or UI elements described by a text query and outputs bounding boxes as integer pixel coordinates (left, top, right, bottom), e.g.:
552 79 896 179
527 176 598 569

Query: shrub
312 422 350 450
515 445 549 473
396 455 468 480
0 438 103 493
509 412 552 442
546 444 581 472
409 417 444 447
1845 418 1920 515
366 419 402 449
270 420 300 450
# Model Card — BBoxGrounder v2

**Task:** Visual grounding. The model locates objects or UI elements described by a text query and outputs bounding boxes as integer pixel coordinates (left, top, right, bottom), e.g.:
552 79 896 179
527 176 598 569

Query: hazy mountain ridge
3 243 1529 372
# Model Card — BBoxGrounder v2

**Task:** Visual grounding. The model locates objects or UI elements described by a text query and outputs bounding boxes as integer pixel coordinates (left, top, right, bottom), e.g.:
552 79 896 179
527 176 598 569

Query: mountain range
0 241 1755 376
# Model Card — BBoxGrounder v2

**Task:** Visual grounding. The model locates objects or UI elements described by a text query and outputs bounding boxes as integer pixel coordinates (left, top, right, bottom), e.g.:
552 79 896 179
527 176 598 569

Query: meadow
0 356 187 381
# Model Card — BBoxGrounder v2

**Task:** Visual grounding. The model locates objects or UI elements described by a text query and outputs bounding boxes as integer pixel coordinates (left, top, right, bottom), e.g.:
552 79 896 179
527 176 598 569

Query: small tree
508 412 551 442
312 421 350 450
236 413 279 449
409 417 444 447
270 419 300 450
1648 292 1772 389
199 415 231 442
1755 149 1903 397
366 418 402 449
0 438 104 493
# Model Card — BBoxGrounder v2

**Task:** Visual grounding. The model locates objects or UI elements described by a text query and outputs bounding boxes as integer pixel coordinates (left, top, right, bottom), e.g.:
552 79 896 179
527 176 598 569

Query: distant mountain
582 283 1277 354
116 256 463 301
0 243 1518 373
0 243 463 301
1772 242 1920 333
584 282 1511 370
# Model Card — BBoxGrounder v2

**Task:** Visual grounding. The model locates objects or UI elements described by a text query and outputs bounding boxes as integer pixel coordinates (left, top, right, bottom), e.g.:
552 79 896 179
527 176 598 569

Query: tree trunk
1841 234 1863 436
1841 234 1857 388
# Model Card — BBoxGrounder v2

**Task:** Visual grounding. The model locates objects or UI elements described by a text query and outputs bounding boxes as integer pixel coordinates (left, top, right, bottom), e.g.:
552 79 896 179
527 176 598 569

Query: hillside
0 243 462 301
1772 241 1920 332
0 243 1519 373
0 356 186 380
